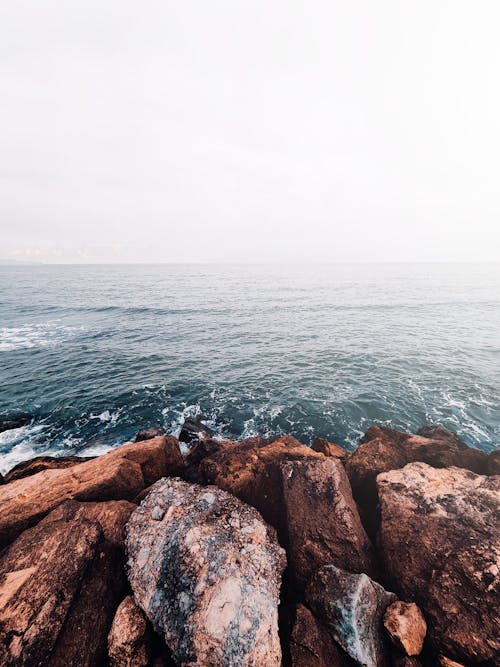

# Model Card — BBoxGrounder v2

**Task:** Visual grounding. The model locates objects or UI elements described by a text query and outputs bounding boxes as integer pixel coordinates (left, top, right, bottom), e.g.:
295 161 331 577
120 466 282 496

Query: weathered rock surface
0 499 133 666
305 564 396 667
135 427 165 442
346 425 488 536
311 437 347 459
108 596 153 667
0 436 182 548
182 437 233 483
438 657 466 667
281 458 376 587
4 455 93 483
200 434 323 542
378 462 500 664
383 601 426 656
126 477 286 667
290 604 354 667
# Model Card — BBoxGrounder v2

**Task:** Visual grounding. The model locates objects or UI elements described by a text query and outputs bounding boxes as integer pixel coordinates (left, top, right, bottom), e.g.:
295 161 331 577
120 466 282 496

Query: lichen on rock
126 477 286 667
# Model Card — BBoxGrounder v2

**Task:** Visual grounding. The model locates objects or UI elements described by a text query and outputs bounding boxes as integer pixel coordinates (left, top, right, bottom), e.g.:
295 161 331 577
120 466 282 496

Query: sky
1 1 499 263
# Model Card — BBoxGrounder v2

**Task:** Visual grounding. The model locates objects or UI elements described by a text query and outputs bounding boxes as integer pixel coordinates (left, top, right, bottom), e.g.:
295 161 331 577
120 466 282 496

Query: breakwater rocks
0 426 498 666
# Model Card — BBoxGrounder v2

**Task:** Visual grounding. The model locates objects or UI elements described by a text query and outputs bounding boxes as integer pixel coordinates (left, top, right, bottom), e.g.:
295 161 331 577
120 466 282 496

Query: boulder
290 604 354 667
4 455 93 483
182 437 233 483
0 436 182 548
383 601 426 656
346 425 488 537
305 564 396 667
281 458 376 587
108 596 153 667
135 427 165 442
179 416 214 444
126 478 286 667
200 434 323 543
377 462 499 664
416 425 467 447
0 499 133 666
311 437 347 459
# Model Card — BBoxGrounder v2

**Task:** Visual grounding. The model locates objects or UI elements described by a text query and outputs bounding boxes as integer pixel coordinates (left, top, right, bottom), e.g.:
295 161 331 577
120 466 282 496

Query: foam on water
0 263 498 474
0 321 83 352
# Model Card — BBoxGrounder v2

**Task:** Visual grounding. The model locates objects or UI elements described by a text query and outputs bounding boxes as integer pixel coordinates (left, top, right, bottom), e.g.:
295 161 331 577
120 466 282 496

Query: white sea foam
89 409 122 425
0 322 83 352
77 443 114 457
0 424 53 475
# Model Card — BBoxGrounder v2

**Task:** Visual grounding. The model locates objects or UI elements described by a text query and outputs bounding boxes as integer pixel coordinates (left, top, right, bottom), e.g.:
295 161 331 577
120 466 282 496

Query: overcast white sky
1 1 499 263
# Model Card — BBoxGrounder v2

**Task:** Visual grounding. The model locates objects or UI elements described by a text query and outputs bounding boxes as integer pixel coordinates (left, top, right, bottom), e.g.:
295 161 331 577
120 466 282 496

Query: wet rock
0 499 133 666
311 437 347 459
135 427 165 442
0 436 182 548
346 425 488 537
108 596 153 667
290 604 354 667
0 415 33 434
200 434 323 543
383 601 426 656
182 437 233 483
305 564 396 667
281 458 376 587
378 462 500 664
4 455 93 483
179 416 214 444
126 477 286 667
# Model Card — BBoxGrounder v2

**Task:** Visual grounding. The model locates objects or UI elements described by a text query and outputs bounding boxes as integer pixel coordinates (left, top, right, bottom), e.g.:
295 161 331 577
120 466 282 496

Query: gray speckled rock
126 478 286 667
305 564 396 667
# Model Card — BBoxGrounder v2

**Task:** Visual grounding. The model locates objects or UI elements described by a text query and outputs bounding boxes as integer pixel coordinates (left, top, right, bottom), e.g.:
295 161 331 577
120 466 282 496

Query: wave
0 322 83 352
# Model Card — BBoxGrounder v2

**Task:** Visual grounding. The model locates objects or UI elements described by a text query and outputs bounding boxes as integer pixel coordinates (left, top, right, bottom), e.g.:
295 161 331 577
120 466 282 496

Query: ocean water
0 263 499 474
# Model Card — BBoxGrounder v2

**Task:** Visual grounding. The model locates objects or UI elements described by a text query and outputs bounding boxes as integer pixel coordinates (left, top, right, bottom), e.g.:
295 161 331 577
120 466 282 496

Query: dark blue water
1 263 499 473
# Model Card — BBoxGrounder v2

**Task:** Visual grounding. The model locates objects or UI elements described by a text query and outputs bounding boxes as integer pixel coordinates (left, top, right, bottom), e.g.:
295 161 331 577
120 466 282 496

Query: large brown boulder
346 425 488 536
0 499 133 666
0 436 182 548
290 604 354 667
377 462 499 664
108 596 153 667
181 437 234 483
305 565 396 667
311 437 347 459
3 455 94 483
199 434 323 542
281 458 376 587
126 478 286 667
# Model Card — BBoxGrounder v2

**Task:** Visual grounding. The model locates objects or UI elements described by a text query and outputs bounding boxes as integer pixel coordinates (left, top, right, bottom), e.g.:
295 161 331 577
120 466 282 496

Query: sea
0 262 499 474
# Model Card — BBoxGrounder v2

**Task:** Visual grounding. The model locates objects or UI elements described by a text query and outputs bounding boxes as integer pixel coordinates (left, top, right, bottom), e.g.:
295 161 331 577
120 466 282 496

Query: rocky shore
0 423 498 666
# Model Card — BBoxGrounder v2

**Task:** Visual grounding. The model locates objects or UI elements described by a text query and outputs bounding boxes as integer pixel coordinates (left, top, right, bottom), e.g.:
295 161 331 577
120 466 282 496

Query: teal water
0 263 499 473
